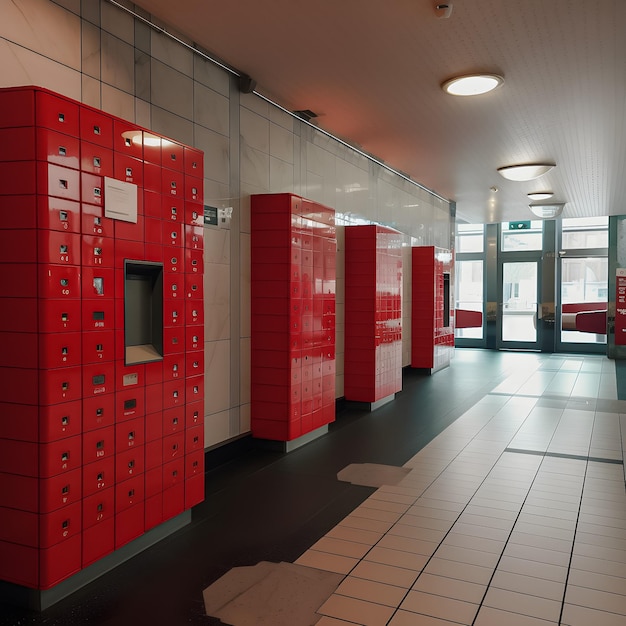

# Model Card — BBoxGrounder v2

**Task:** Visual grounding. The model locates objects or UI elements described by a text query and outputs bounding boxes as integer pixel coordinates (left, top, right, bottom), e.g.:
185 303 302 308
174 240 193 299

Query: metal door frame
497 255 543 350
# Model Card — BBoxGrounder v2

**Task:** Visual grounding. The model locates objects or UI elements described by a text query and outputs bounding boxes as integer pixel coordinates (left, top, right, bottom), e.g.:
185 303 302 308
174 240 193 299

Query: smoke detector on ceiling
435 3 453 18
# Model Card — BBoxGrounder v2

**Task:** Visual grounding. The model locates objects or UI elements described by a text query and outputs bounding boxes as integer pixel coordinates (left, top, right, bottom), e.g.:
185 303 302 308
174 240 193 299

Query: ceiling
134 0 626 224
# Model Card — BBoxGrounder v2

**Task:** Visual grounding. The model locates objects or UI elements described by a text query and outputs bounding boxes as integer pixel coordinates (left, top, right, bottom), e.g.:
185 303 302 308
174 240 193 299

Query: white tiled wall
0 0 453 449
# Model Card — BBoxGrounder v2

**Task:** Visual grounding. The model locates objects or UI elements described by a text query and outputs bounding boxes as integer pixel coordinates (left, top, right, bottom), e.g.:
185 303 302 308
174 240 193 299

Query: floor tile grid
474 454 587 625
547 409 595 458
410 452 558 626
401 362 622 625
316 467 503 624
562 460 626 625
391 390 560 624
314 395 552 625
588 411 623 461
475 439 626 625
304 357 623 625
494 401 595 624
308 399 515 623
394 400 584 620
326 427 617 624
307 455 485 622
404 393 538 471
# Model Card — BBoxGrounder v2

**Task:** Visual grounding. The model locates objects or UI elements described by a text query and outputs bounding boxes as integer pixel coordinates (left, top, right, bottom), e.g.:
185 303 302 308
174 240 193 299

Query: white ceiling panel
133 0 626 224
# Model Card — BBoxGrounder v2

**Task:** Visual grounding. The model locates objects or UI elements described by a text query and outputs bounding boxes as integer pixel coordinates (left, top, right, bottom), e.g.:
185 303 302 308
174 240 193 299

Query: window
455 260 483 339
501 221 543 252
561 217 608 249
456 223 484 253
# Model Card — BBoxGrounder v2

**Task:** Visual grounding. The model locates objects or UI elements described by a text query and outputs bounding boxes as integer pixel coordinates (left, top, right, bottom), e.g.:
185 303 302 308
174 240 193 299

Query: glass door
497 221 544 350
454 219 607 354
499 260 541 348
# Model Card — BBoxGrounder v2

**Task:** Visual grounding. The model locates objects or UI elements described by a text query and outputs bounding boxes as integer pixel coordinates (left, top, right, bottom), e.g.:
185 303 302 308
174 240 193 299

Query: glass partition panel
455 259 483 339
560 256 608 344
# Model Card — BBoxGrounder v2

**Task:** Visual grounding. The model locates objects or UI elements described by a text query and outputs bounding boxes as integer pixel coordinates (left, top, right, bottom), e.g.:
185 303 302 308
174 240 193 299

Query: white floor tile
350 560 418 588
423 557 494 585
335 575 407 608
400 589 479 624
317 594 395 626
388 610 461 625
412 572 486 604
295 550 358 574
363 546 428 571
490 569 564 601
482 587 561 622
292 356 625 626
474 605 557 625
311 536 372 559
561 603 626 626
565 584 626 614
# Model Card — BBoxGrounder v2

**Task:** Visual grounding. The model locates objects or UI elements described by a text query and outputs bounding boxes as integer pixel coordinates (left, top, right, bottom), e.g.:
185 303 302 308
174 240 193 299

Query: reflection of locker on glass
0 85 205 593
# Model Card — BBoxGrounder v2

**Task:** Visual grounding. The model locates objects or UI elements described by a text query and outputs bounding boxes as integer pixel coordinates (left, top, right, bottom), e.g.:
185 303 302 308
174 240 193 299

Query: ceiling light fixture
529 202 564 219
527 191 554 201
497 163 555 181
441 73 504 96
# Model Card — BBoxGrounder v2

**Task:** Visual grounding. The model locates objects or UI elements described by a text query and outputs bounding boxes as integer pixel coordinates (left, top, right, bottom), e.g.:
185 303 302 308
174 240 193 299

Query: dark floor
0 350 584 625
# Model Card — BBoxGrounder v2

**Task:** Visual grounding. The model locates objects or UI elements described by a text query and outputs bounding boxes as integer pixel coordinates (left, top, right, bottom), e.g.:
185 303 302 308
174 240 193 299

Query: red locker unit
411 246 454 372
0 86 205 593
251 193 336 441
344 225 403 403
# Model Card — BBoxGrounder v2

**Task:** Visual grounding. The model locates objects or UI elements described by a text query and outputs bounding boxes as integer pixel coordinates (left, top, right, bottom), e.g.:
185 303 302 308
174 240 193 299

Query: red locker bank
251 193 337 442
0 86 205 596
344 225 403 404
411 246 454 372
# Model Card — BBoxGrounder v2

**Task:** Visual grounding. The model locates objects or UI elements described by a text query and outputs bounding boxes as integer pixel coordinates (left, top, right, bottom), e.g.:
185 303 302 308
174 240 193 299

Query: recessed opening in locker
443 272 450 328
124 260 164 364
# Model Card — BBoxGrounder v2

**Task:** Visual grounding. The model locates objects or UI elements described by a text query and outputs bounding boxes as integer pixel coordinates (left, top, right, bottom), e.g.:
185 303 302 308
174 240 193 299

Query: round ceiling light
529 202 564 219
527 191 554 200
497 163 555 181
441 74 504 96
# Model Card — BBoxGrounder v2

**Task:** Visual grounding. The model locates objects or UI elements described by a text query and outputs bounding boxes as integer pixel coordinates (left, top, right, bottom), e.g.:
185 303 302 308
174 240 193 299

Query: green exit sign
509 221 531 230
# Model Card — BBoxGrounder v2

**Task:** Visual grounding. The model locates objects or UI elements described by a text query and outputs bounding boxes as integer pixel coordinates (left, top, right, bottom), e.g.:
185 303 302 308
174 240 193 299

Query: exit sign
509 221 531 230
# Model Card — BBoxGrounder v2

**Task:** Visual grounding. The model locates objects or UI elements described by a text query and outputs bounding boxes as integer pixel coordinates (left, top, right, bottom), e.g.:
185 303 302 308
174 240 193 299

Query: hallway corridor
1 350 625 625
